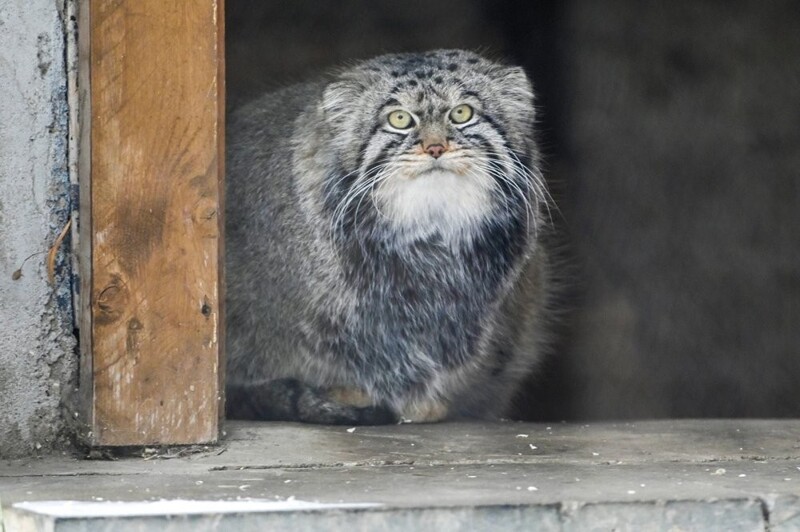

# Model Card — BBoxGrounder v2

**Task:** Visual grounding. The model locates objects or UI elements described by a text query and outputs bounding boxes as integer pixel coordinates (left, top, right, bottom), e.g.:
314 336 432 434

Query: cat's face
321 50 541 243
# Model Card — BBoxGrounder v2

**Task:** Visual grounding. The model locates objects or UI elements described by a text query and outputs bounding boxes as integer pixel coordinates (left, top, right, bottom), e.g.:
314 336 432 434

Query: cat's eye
387 110 414 130
449 104 474 124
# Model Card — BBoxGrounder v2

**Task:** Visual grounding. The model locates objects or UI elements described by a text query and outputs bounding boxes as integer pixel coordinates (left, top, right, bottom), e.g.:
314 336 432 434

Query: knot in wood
94 275 130 324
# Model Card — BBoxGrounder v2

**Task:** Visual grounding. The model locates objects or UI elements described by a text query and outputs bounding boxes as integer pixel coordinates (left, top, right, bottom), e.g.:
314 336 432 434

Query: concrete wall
0 0 77 458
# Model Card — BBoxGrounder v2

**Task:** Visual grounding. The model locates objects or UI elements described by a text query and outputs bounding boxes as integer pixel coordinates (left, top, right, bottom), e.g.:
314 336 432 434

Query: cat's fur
225 50 553 424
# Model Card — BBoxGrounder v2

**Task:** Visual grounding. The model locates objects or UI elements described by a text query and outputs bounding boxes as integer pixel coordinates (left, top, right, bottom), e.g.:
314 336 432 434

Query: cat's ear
500 66 535 102
498 66 536 122
320 79 362 124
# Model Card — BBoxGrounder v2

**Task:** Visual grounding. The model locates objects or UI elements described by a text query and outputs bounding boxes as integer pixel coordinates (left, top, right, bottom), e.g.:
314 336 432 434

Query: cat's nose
425 143 447 159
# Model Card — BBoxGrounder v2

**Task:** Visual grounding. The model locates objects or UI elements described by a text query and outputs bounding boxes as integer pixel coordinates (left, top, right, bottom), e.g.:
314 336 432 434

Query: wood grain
79 0 224 446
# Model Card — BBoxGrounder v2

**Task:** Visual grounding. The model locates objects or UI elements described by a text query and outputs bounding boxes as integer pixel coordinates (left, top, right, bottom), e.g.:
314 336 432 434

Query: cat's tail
226 379 398 425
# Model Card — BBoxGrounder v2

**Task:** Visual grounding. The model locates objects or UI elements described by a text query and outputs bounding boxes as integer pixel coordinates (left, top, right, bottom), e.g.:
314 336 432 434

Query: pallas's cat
226 50 553 424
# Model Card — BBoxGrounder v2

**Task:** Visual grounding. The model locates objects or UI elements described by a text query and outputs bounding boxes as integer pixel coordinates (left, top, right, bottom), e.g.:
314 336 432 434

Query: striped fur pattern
226 50 553 424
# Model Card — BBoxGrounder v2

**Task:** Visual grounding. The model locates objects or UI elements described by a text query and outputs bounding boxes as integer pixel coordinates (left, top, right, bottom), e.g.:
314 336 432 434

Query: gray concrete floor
1 420 800 530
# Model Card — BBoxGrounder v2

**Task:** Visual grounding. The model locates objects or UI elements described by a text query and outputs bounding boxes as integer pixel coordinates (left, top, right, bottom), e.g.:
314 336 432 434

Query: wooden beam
78 0 224 446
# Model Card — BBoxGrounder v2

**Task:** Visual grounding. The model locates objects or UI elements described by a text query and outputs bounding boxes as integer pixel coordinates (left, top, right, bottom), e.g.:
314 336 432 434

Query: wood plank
79 0 224 446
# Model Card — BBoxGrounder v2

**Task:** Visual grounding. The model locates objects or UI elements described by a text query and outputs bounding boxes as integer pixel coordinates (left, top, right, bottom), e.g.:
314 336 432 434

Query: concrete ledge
2 420 800 530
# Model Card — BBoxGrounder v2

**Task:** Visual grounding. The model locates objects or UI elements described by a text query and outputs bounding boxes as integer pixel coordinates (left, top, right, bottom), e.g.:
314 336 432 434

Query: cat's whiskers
468 150 539 228
367 169 400 222
504 148 557 225
329 163 389 242
332 146 548 245
482 147 558 226
479 150 551 230
480 148 540 200
472 156 537 234
353 166 396 230
464 166 513 223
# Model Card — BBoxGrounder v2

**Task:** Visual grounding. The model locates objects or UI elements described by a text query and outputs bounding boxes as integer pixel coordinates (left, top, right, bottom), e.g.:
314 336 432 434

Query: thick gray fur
225 50 554 424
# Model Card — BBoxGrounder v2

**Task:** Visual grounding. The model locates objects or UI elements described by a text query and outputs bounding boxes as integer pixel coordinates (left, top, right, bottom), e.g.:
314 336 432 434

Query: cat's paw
325 386 397 425
400 399 449 423
328 386 373 408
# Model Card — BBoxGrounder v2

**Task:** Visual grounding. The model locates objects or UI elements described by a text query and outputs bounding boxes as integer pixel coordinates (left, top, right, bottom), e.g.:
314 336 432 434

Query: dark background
226 0 800 420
